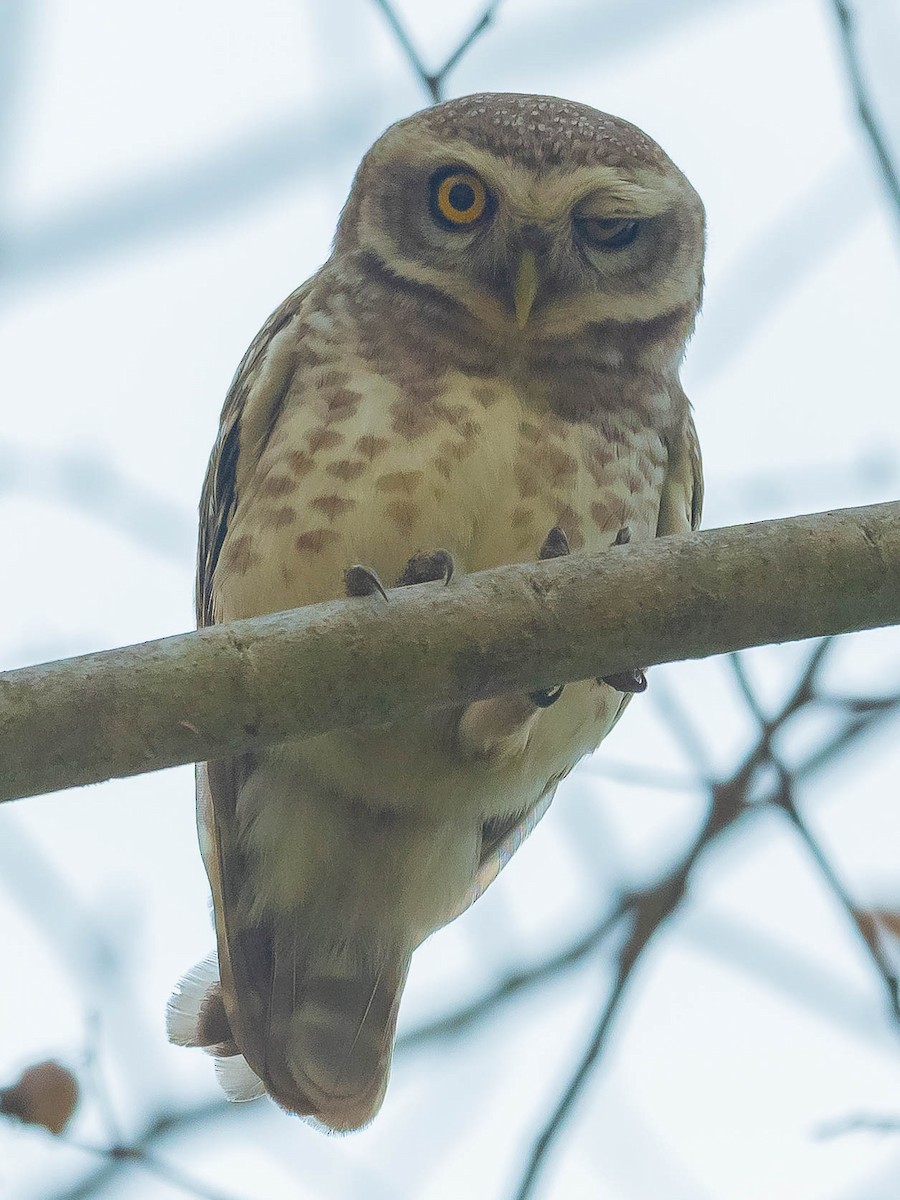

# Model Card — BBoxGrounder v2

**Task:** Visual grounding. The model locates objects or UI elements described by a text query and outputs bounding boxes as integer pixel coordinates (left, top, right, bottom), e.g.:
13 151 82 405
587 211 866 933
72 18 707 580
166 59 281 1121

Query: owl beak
513 250 538 328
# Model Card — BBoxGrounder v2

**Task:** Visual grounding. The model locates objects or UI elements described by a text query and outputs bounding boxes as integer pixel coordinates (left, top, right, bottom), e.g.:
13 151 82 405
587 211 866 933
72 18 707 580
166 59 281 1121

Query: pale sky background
1 2 899 1198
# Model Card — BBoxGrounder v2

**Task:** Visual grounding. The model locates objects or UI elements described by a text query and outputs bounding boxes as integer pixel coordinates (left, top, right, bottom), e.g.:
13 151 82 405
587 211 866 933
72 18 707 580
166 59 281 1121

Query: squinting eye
430 169 492 228
576 217 640 250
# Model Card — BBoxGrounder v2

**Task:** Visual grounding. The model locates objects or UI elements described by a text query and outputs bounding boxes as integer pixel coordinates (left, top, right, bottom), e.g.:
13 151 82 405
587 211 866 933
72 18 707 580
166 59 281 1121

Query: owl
167 93 704 1131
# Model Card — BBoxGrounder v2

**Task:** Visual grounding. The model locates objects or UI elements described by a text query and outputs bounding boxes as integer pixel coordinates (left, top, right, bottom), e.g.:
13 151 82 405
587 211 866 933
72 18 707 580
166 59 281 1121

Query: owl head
335 93 705 342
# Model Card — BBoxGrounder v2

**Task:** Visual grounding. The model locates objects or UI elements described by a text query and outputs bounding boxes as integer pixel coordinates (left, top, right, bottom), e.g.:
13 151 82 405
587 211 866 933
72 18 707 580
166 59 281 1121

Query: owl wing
451 406 705 901
452 791 556 923
656 399 703 537
190 284 319 1101
197 283 310 627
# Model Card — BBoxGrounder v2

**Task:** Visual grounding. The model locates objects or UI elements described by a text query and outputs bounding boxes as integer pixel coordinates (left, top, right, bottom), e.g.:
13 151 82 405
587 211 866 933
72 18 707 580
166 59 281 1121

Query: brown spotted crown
402 93 674 172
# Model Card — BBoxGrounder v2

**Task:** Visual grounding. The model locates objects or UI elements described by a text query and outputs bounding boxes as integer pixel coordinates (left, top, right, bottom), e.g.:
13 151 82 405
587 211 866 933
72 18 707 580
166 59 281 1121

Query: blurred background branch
372 0 502 102
830 0 900 229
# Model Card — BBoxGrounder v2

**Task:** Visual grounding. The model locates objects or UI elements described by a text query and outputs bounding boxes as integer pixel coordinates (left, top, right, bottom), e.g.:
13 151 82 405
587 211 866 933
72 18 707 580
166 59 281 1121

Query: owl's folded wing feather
191 282 459 1130
197 283 311 627
657 399 703 537
193 285 314 1099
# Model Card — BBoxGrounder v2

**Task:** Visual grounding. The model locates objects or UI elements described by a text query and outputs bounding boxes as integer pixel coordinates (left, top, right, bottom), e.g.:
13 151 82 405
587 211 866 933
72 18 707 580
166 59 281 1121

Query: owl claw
600 668 647 694
538 526 570 560
599 529 645 692
532 528 571 705
344 565 389 601
396 549 454 587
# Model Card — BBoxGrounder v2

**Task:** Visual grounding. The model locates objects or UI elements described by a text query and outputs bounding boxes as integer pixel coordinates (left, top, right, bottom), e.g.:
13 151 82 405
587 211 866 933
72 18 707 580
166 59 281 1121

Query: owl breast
217 363 668 618
214 349 667 823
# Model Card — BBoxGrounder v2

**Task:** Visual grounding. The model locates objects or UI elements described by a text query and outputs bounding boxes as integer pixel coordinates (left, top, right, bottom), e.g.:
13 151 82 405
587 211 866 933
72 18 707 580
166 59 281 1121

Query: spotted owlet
167 93 704 1130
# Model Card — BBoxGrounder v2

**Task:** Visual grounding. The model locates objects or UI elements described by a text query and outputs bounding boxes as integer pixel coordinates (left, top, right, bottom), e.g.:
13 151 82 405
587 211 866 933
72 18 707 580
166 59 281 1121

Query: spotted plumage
168 92 704 1131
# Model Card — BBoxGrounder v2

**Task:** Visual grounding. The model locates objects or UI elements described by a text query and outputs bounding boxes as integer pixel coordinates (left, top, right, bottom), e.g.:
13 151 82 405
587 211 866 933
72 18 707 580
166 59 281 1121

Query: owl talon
538 526 570 560
600 668 647 694
344 564 388 601
396 549 454 587
598 530 645 691
534 529 569 701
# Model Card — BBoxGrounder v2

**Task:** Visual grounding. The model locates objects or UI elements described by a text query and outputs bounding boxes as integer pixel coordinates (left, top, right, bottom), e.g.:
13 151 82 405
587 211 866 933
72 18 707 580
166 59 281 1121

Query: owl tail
166 952 238 1057
166 953 264 1102
264 941 411 1131
167 944 410 1130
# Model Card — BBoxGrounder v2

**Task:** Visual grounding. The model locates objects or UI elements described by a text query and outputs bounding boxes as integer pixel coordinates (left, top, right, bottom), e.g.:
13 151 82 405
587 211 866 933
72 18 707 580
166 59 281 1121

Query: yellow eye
430 169 491 227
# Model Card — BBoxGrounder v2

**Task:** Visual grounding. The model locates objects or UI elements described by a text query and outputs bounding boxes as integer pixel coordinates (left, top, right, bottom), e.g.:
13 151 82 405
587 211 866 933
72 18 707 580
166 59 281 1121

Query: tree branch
0 501 898 804
816 1113 900 1138
508 630 900 1200
775 774 900 1018
831 1 900 229
398 902 630 1052
368 2 502 104
512 764 752 1199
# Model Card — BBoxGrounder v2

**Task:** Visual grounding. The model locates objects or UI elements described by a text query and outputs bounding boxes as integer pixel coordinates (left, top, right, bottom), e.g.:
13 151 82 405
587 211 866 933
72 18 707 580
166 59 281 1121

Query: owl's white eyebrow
574 193 665 219
566 178 679 219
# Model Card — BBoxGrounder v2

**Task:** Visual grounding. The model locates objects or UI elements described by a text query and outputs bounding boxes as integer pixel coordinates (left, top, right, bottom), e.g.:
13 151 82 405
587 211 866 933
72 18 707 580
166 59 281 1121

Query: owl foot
457 524 571 758
458 693 543 760
599 526 647 694
530 526 570 707
538 525 570 561
344 564 388 601
601 668 648 694
396 549 454 587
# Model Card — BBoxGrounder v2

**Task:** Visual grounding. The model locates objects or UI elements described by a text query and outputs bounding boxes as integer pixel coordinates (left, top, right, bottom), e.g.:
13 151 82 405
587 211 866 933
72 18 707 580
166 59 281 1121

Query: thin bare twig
646 669 716 781
783 637 834 709
67 1138 250 1200
795 712 887 781
512 777 751 1200
815 692 900 714
437 5 501 83
831 1 900 228
371 0 501 103
398 901 629 1051
509 632 899 1199
47 1099 245 1200
728 651 770 728
0 443 192 564
511 947 638 1200
725 651 900 1021
774 772 900 1019
816 1112 900 1139
81 1012 124 1147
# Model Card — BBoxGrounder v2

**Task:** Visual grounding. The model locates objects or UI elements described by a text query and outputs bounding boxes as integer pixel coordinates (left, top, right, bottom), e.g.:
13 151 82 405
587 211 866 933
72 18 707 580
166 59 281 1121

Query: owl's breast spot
217 370 666 623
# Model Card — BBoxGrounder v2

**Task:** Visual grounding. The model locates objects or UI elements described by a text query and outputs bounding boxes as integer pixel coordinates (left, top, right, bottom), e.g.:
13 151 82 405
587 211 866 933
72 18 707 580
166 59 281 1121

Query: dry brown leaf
0 1061 79 1135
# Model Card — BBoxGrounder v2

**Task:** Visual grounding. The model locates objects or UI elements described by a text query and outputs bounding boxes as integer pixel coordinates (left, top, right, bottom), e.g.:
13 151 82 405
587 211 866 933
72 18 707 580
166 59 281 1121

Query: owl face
337 93 705 340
